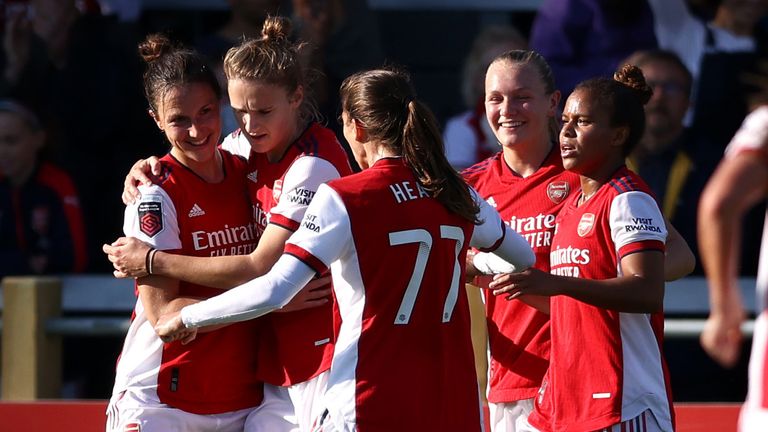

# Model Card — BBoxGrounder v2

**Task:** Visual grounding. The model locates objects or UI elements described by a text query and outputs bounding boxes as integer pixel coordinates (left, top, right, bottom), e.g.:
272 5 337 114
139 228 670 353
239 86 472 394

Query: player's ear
148 109 162 130
353 118 368 143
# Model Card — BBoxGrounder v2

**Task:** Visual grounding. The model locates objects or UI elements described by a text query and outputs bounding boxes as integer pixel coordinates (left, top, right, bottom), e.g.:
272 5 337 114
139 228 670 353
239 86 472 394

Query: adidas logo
247 170 258 183
188 204 206 217
487 196 497 208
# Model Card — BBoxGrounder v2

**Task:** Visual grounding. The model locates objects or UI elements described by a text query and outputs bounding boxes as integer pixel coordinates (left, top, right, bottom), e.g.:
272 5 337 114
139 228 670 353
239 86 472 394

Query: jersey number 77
389 225 464 325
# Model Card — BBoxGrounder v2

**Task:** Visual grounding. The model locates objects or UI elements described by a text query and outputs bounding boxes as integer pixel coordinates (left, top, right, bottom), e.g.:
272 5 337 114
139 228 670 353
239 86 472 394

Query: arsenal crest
577 213 595 237
138 201 163 237
273 180 283 201
547 181 570 204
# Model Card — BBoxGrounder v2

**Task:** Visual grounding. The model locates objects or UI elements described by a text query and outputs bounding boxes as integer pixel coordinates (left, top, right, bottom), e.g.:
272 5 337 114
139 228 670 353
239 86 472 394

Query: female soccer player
463 50 693 432
154 67 536 432
104 16 353 431
107 34 262 432
491 65 677 431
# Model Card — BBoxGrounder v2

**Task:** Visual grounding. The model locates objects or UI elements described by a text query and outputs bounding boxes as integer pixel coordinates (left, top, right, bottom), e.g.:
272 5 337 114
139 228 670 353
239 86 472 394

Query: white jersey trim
271 156 342 227
123 184 181 250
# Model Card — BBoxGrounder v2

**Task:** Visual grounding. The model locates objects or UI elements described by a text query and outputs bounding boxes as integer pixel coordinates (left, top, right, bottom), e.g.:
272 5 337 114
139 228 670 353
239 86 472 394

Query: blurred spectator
625 49 711 273
529 0 657 98
291 0 384 136
195 0 284 135
0 0 157 272
0 99 87 277
649 0 768 274
442 25 527 170
649 0 768 141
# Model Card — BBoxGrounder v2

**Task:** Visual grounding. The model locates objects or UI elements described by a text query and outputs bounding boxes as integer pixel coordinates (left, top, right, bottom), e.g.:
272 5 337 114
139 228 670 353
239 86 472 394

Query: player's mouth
499 120 524 129
560 142 577 159
186 135 212 147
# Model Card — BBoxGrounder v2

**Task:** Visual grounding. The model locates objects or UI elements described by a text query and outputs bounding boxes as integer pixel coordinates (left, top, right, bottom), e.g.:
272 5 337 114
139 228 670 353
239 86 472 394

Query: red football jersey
283 157 511 432
463 147 579 402
224 122 353 385
115 150 262 414
528 166 674 432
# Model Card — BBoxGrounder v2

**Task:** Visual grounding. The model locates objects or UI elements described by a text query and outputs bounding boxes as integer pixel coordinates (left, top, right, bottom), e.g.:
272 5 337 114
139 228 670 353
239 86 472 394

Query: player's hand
155 311 197 344
103 237 153 278
489 268 558 300
277 275 332 313
700 292 746 368
123 157 163 205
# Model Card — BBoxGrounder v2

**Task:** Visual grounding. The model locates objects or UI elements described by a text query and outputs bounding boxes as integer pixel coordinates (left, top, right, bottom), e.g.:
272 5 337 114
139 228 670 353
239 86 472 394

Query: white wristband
472 251 520 275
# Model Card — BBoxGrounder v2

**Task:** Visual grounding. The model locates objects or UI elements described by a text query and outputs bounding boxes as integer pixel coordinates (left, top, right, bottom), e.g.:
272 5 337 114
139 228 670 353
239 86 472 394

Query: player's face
560 89 623 175
228 78 303 161
0 111 44 182
484 61 558 151
152 82 221 168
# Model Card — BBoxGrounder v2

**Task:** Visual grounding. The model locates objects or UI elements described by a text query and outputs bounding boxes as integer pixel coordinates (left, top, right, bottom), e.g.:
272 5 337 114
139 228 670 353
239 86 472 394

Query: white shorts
489 398 534 432
107 389 254 432
740 311 768 432
245 384 297 432
514 409 667 432
247 372 329 432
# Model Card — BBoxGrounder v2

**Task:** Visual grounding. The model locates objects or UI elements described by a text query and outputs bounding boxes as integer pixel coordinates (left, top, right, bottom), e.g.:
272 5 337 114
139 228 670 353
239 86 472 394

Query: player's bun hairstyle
340 67 480 223
223 15 319 124
138 34 221 113
573 64 652 156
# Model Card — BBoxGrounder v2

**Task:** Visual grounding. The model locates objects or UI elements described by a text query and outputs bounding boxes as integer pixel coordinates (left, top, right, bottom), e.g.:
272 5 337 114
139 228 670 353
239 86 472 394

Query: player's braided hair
340 68 480 223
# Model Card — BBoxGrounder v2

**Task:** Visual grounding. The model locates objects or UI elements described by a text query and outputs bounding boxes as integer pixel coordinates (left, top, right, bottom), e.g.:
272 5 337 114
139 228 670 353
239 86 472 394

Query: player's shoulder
293 123 353 173
606 167 652 196
461 153 501 182
295 123 340 155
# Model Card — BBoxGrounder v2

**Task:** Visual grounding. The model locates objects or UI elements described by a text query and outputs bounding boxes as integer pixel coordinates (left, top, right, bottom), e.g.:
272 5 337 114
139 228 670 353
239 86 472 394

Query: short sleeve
220 130 251 159
123 184 181 250
270 156 342 231
609 191 667 259
283 183 351 274
725 106 768 161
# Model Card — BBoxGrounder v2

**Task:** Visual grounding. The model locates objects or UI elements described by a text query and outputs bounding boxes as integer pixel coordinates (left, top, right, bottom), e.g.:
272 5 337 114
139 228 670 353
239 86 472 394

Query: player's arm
489 249 664 313
466 188 536 274
663 219 695 281
106 156 341 288
155 185 349 341
491 191 666 313
698 151 768 367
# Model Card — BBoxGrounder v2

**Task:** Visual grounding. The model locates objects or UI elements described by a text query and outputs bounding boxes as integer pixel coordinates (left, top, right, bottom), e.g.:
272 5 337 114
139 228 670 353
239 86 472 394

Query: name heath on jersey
389 181 429 203
191 222 258 256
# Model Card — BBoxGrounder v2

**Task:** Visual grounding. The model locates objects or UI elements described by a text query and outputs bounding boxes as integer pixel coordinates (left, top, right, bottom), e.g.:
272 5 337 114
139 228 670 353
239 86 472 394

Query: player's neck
501 138 553 178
